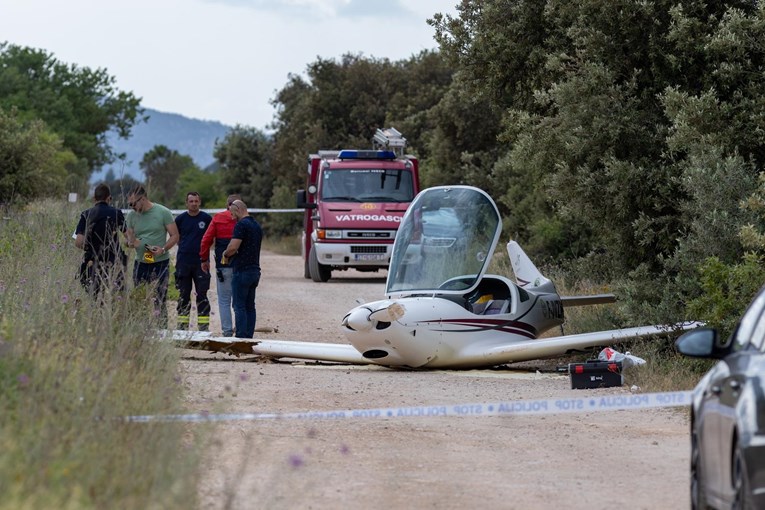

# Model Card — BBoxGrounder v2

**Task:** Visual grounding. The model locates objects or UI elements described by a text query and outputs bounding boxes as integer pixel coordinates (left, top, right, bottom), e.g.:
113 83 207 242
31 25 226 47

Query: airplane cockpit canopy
386 186 501 297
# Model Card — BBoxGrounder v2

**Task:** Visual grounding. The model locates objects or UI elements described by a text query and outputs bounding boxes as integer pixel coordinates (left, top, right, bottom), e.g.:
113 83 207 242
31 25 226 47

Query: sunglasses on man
128 196 144 208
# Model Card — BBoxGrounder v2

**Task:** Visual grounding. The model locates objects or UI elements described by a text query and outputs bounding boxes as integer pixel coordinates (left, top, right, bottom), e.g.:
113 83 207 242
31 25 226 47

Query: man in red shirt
200 193 241 336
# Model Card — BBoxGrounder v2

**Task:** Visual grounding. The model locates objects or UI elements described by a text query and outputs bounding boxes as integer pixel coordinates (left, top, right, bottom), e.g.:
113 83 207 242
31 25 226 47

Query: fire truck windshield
321 169 414 203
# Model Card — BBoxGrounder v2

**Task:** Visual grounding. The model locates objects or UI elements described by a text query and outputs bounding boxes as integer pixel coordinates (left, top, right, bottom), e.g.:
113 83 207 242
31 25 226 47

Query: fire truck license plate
354 254 386 261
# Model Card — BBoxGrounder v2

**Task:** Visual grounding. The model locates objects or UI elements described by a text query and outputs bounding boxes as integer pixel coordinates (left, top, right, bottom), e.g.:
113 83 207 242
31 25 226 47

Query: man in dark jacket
174 191 212 330
222 199 262 338
74 183 127 297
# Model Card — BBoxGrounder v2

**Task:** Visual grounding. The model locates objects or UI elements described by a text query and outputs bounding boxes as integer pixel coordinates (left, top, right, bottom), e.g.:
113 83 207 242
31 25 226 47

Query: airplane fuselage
341 274 565 368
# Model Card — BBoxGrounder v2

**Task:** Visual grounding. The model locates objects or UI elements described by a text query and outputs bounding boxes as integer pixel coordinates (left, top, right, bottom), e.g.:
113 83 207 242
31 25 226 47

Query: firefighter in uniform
174 192 212 330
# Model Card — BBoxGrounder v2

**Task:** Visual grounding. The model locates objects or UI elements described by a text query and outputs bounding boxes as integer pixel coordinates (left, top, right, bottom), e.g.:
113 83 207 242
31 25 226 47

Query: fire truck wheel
309 244 331 282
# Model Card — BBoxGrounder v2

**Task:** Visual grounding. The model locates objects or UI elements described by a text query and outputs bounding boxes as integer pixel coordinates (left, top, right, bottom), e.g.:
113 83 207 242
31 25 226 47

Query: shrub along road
179 251 690 509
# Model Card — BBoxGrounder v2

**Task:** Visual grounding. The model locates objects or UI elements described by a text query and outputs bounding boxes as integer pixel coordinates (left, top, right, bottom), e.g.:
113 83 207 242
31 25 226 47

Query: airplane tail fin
506 241 554 291
507 240 618 306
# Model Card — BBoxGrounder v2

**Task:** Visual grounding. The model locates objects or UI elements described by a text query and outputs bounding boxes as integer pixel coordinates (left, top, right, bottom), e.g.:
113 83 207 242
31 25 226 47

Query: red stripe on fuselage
416 318 538 339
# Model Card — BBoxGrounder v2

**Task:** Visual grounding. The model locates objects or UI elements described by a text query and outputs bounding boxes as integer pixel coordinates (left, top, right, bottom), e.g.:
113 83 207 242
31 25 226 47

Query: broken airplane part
167 185 700 369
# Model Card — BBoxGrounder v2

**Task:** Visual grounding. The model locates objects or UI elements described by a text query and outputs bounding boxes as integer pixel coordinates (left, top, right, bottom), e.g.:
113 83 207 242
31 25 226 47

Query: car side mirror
675 328 728 359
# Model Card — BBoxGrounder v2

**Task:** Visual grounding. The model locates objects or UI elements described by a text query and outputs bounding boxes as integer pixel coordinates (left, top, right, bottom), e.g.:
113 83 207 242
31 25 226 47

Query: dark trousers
232 265 260 338
79 257 126 299
175 262 211 330
133 259 170 323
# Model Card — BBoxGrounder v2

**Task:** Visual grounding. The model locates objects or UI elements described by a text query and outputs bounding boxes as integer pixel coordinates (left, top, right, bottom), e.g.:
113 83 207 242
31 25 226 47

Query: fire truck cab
296 128 420 282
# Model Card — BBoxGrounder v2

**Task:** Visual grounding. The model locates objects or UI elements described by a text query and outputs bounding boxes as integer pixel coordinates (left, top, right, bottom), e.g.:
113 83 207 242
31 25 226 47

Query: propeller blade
369 302 405 322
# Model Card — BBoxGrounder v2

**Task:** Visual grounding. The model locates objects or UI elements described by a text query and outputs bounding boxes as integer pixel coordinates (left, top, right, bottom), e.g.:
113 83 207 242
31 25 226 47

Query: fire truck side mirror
296 189 316 209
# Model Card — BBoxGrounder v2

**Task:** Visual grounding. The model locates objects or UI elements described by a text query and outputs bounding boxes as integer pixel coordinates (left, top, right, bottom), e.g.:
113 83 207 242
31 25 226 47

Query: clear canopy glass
321 168 415 203
386 186 501 296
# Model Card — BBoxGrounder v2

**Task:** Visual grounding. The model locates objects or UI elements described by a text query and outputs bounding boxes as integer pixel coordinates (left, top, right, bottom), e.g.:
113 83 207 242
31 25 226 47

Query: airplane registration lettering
541 299 564 320
498 401 548 413
397 406 447 417
453 404 483 415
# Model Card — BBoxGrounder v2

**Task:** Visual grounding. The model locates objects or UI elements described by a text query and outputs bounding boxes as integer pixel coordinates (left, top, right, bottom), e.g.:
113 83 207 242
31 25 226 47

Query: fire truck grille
350 246 387 254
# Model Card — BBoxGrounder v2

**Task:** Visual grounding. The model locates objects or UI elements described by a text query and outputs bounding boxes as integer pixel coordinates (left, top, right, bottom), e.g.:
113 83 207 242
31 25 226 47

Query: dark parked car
675 287 765 510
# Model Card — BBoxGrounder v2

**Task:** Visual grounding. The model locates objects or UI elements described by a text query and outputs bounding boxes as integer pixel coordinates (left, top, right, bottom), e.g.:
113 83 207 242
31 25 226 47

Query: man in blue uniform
174 191 212 330
222 199 263 338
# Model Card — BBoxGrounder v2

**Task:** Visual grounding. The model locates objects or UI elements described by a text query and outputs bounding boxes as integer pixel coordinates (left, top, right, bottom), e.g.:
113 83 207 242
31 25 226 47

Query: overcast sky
0 0 457 130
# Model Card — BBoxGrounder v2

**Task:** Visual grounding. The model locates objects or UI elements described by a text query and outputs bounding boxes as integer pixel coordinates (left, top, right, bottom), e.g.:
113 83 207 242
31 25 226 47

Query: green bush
687 253 765 338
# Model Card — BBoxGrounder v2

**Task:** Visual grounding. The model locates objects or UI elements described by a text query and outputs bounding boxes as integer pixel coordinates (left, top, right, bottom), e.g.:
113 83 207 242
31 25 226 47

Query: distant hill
91 108 231 182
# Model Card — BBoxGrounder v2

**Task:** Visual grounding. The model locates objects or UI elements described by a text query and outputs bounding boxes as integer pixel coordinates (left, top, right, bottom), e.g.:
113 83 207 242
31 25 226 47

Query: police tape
124 390 692 423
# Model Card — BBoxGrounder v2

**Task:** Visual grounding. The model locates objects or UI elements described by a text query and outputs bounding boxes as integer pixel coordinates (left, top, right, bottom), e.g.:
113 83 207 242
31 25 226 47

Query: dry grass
0 200 205 509
262 233 301 256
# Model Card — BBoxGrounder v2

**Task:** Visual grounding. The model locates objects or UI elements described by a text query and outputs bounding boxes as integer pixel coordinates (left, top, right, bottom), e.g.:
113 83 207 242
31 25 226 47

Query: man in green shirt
125 185 179 324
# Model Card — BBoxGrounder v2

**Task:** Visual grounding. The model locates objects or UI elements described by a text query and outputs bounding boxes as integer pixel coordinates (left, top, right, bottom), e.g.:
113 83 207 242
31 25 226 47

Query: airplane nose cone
343 307 374 332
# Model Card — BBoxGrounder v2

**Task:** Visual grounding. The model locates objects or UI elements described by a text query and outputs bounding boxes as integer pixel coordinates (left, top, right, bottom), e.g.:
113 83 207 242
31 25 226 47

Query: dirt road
180 251 690 510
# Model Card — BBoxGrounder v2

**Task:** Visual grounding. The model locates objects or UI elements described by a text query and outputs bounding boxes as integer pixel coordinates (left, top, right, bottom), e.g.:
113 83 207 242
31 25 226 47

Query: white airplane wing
456 322 703 366
161 322 702 368
253 339 370 364
163 330 371 364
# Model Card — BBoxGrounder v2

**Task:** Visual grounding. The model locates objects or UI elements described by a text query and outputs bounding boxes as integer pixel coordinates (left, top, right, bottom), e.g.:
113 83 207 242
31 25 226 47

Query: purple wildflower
61 294 69 304
17 374 30 387
340 444 350 455
288 454 304 468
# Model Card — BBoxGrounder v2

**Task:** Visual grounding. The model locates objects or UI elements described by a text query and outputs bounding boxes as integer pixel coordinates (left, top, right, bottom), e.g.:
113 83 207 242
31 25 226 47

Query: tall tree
0 42 145 179
429 0 759 271
213 126 273 208
662 2 765 268
0 107 73 202
269 51 454 205
172 166 224 209
140 145 198 205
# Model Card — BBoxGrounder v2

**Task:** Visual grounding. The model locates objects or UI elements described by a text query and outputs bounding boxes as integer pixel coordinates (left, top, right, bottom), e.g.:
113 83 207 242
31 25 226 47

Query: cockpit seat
482 299 509 315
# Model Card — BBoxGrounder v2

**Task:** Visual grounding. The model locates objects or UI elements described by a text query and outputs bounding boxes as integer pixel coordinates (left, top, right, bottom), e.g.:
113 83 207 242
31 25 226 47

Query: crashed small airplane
167 185 699 368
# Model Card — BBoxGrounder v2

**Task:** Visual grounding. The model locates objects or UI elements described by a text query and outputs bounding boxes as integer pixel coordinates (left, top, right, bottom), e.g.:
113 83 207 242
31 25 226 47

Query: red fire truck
296 128 420 282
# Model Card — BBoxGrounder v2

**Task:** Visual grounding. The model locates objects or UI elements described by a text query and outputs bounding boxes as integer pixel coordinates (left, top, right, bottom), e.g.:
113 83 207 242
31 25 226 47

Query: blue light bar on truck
337 149 397 160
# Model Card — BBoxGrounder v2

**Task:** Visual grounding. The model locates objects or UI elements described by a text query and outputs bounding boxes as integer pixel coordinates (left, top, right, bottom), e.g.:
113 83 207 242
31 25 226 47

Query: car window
732 288 765 351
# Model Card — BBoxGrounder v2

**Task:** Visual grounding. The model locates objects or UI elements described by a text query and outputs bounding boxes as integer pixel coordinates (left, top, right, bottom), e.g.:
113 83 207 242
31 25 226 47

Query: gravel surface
179 251 690 510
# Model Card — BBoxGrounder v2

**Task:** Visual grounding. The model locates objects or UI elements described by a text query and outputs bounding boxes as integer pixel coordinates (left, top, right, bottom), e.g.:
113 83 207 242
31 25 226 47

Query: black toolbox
569 360 623 389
